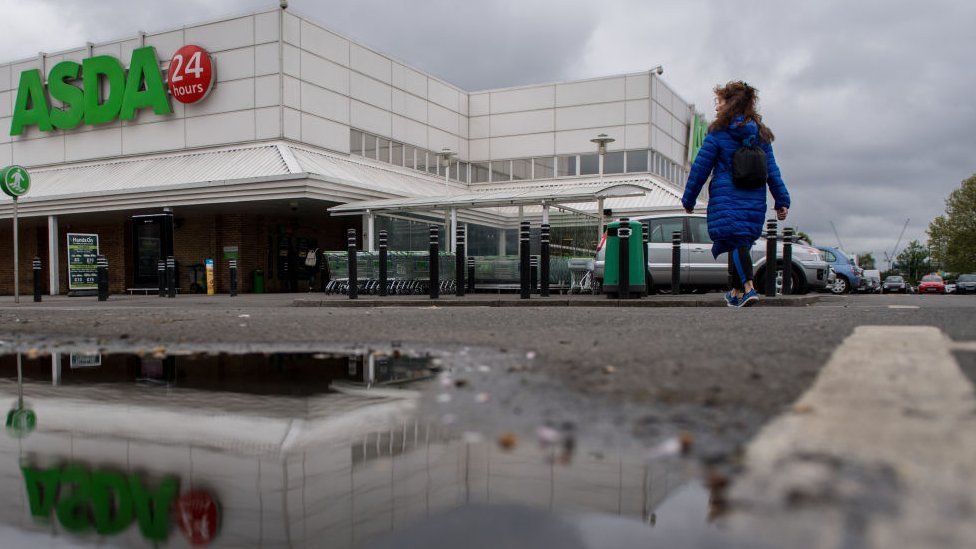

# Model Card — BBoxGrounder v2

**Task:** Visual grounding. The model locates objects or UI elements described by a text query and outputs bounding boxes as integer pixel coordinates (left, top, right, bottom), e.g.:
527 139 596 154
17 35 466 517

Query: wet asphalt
0 293 973 464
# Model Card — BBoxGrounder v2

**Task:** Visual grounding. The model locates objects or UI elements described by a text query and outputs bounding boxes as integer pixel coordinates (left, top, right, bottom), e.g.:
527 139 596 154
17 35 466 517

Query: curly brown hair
708 81 775 142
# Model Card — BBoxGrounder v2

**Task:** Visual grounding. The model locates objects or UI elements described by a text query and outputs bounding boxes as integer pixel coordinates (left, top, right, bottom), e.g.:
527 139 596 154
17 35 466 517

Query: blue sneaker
724 291 739 307
738 289 759 307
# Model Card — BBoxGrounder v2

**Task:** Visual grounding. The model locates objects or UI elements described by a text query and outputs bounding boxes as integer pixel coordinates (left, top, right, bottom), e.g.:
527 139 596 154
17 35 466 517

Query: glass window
456 162 469 183
556 155 577 177
533 157 554 179
824 250 837 263
491 160 511 182
626 150 648 173
404 145 416 169
426 151 438 175
688 217 712 244
579 154 599 175
512 159 531 181
350 130 364 155
378 138 391 164
604 151 624 174
471 162 490 183
416 150 427 172
391 142 404 166
364 134 377 160
649 217 684 243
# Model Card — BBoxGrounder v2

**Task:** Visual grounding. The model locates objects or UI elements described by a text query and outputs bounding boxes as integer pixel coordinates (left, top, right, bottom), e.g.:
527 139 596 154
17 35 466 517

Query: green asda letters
9 46 173 136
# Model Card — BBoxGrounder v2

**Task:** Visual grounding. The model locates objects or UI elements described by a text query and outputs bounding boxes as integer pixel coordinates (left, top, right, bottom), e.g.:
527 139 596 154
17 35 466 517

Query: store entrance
131 213 174 288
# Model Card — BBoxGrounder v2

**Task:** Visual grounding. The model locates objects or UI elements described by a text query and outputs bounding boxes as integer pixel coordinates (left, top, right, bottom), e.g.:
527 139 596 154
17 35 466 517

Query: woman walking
681 81 790 307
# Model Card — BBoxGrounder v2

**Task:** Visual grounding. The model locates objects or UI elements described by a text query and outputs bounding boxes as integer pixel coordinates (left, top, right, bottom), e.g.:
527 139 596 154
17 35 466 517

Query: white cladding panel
469 116 489 139
283 107 301 140
427 79 460 112
469 138 489 161
0 144 10 166
12 136 65 166
490 110 553 137
283 12 301 46
255 75 280 108
392 115 428 149
301 20 349 65
428 127 459 154
555 102 626 131
121 119 186 155
213 47 255 82
427 103 458 134
185 78 255 117
469 93 489 117
555 126 626 155
65 127 121 161
255 43 280 76
300 50 349 95
350 100 392 137
0 64 11 92
489 86 554 114
625 123 650 150
146 30 185 62
555 77 626 107
0 91 11 118
254 11 280 43
186 110 256 147
350 72 392 111
301 82 350 124
282 44 300 77
255 106 281 140
625 100 649 124
283 75 300 109
300 113 349 153
392 63 427 98
351 44 392 84
392 89 427 123
626 74 650 99
490 133 554 159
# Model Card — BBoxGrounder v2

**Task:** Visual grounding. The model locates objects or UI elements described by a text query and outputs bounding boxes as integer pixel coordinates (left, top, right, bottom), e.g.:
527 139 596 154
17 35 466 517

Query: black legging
727 247 754 292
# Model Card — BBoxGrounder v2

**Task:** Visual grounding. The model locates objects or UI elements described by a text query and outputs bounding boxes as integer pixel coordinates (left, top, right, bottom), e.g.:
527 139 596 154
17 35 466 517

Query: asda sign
10 45 214 136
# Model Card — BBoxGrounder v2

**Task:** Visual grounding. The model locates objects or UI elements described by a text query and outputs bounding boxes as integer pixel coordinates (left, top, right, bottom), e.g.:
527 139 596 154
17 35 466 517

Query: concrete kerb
292 295 820 308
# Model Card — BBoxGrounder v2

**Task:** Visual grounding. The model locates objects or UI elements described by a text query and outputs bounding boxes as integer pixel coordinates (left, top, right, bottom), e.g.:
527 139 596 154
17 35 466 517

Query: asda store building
0 5 706 295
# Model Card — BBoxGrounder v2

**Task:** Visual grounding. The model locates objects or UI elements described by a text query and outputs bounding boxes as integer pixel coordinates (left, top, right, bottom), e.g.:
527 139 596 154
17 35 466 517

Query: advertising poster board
67 233 99 292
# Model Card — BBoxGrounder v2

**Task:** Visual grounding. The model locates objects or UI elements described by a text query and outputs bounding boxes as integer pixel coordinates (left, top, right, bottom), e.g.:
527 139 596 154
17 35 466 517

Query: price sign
67 233 99 291
168 45 215 104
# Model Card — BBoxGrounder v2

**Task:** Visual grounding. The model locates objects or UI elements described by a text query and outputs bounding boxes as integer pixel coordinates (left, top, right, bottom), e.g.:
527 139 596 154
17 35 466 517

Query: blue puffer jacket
681 115 790 257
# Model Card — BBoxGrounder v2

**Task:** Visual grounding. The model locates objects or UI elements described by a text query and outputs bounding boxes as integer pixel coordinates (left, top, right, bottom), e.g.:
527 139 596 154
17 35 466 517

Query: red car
918 274 946 294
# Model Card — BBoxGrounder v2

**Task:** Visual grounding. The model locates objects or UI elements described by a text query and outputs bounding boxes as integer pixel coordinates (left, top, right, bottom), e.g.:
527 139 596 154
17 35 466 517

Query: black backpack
732 138 767 189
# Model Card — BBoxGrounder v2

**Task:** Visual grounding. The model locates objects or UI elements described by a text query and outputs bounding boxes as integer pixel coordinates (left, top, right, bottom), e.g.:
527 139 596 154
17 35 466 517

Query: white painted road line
887 304 919 309
726 326 976 548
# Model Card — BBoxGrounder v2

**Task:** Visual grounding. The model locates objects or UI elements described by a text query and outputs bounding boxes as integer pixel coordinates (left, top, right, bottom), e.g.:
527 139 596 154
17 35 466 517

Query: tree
795 231 813 245
927 174 976 273
895 240 930 283
856 253 876 270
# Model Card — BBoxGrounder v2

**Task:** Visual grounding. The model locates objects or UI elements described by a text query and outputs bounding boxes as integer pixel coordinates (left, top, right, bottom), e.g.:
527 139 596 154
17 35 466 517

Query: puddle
1 350 720 548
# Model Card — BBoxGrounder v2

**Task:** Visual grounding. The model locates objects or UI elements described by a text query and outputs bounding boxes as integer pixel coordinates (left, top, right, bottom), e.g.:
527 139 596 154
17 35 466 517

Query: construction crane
885 218 910 271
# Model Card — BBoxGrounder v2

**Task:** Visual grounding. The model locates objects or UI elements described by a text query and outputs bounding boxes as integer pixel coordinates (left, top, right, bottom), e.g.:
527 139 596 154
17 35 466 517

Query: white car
594 213 833 294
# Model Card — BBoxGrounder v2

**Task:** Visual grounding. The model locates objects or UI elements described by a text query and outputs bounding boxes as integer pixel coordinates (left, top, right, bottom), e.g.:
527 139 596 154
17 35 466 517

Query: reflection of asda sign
22 464 219 544
10 46 172 136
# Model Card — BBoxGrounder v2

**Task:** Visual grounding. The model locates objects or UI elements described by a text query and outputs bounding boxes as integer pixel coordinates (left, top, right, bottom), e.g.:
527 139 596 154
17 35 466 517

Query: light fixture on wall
651 65 664 76
438 148 456 183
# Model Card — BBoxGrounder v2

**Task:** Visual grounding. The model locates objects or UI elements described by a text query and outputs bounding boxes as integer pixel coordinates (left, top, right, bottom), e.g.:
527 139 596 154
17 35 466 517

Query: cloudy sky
3 0 974 264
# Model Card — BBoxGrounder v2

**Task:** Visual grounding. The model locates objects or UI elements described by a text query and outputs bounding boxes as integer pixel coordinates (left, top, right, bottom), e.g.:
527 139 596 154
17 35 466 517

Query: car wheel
831 276 850 294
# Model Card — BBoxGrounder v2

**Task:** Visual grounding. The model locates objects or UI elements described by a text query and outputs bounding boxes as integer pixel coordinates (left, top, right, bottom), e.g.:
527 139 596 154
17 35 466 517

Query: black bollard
642 221 651 296
378 230 389 297
455 227 465 297
166 256 176 298
671 230 681 295
618 223 632 299
229 259 238 297
519 221 530 299
765 219 778 297
467 256 476 292
530 256 539 294
97 255 109 302
347 228 358 299
157 260 166 297
429 226 439 299
540 223 551 297
782 227 794 296
32 257 41 303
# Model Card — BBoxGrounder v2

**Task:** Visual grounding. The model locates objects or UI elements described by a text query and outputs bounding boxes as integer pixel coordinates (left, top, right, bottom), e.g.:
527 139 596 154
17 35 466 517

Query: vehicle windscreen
921 275 942 282
958 274 976 282
885 276 904 283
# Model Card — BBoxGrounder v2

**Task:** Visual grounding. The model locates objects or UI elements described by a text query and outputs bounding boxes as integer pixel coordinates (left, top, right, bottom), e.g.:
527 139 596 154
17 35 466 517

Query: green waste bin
252 269 265 294
603 220 646 298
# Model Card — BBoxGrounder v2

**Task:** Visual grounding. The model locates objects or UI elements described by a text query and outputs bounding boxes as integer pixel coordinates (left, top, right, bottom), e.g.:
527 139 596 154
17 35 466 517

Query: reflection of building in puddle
0 354 694 548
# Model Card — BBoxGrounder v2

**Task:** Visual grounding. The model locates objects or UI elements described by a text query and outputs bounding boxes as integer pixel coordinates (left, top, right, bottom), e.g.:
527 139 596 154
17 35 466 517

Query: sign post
2 165 31 304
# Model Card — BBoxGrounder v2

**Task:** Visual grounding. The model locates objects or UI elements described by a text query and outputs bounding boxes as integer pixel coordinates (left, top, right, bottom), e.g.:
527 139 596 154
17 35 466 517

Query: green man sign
10 46 173 136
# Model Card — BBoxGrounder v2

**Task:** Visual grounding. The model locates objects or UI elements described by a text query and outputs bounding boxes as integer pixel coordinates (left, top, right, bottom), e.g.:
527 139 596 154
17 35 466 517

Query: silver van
595 213 832 294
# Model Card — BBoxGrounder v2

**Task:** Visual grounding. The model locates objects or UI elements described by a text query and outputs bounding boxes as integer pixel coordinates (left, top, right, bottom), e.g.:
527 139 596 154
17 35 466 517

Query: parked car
815 246 862 294
956 274 976 294
881 275 909 294
918 274 946 294
858 269 882 293
594 213 833 294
